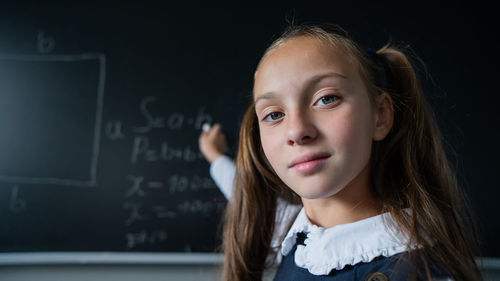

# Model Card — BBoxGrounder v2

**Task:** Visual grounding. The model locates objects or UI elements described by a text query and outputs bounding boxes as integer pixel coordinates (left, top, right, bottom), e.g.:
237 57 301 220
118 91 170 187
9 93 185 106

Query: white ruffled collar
280 208 418 275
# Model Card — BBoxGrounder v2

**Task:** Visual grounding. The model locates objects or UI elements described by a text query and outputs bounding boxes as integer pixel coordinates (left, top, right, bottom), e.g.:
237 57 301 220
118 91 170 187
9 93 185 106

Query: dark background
0 2 498 257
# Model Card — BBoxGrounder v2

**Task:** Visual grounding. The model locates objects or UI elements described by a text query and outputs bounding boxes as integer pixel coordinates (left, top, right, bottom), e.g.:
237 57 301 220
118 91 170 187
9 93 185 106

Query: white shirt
210 155 417 276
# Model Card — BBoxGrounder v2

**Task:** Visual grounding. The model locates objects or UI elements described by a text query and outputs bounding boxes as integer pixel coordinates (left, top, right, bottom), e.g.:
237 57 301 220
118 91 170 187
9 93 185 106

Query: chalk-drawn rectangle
0 54 105 187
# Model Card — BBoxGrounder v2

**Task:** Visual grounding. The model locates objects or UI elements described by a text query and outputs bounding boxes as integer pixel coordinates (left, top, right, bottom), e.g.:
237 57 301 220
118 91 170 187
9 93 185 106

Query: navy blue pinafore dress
273 233 453 281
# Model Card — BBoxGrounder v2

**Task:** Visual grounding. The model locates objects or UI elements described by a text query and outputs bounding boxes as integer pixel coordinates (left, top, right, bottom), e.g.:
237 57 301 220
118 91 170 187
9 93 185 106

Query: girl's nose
286 113 318 146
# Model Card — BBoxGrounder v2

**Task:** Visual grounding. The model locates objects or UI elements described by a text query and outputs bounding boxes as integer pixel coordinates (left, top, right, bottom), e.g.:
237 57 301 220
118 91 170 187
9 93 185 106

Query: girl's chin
294 187 343 200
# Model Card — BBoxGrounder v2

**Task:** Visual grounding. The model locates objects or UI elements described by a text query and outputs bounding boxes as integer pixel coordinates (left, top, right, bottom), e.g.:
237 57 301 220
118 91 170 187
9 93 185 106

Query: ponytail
374 46 482 280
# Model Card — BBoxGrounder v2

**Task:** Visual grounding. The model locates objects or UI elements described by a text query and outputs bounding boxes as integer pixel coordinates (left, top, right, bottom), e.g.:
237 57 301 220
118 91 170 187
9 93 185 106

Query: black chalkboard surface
0 2 498 259
0 4 253 254
0 52 234 252
0 52 226 252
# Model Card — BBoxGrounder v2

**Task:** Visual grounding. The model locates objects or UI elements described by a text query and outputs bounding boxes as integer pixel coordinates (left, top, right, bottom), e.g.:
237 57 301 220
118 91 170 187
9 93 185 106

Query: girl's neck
302 195 381 228
301 164 382 228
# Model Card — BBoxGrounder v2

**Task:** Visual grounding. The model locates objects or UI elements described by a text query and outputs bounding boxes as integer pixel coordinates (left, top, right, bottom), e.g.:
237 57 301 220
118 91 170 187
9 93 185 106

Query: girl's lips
291 157 329 174
288 152 331 174
288 152 331 168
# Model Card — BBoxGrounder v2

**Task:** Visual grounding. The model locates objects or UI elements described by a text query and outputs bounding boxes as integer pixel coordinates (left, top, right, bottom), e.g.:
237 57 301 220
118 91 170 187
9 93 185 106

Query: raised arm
198 123 235 200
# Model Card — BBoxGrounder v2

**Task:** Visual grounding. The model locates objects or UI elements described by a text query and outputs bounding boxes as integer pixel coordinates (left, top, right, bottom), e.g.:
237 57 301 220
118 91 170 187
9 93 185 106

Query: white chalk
202 123 211 132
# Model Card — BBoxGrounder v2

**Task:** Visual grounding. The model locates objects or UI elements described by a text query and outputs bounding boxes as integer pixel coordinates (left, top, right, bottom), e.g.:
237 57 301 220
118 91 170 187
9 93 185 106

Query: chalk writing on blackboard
125 230 167 249
133 96 212 133
8 185 26 213
126 175 146 197
105 121 125 140
37 30 55 54
123 202 146 226
130 138 204 164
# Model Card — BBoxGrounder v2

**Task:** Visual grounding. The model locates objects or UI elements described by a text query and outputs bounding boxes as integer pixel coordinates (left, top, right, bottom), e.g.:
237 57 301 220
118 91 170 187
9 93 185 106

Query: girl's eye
263 112 284 122
315 95 340 106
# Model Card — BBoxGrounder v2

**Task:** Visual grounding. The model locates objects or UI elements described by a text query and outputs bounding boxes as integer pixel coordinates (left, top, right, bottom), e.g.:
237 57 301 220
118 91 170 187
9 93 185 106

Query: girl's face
254 36 380 200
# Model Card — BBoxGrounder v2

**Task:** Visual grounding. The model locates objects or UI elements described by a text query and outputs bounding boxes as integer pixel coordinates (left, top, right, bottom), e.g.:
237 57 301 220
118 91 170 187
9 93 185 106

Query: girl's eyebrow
255 71 347 104
308 71 348 84
254 92 278 104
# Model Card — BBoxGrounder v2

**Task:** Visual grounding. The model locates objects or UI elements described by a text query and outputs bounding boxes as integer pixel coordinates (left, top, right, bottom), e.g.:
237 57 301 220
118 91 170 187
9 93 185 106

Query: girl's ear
373 92 394 141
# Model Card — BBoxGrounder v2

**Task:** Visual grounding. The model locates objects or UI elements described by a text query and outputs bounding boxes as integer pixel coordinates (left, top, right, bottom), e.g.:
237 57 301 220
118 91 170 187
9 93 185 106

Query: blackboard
0 4 252 255
0 2 498 260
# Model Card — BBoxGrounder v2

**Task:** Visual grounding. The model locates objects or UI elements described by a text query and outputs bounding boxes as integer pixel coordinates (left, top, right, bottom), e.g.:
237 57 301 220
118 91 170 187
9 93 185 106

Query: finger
210 123 222 136
199 130 209 140
212 123 221 132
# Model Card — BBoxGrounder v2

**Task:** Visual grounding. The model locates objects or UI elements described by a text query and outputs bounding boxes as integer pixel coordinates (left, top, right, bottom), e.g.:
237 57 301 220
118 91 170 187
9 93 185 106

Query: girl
199 24 481 281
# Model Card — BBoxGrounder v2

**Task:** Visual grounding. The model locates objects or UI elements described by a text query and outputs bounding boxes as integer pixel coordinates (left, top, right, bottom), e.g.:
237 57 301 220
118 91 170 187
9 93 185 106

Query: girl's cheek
323 112 351 137
259 128 270 150
260 130 280 164
261 131 274 150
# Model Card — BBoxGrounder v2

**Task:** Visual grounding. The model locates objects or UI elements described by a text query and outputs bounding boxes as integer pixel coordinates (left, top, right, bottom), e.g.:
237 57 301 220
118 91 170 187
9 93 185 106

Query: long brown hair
222 24 482 281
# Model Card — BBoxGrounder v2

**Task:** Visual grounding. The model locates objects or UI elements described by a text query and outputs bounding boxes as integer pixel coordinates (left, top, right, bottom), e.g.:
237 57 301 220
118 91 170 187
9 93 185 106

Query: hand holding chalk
198 123 228 163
